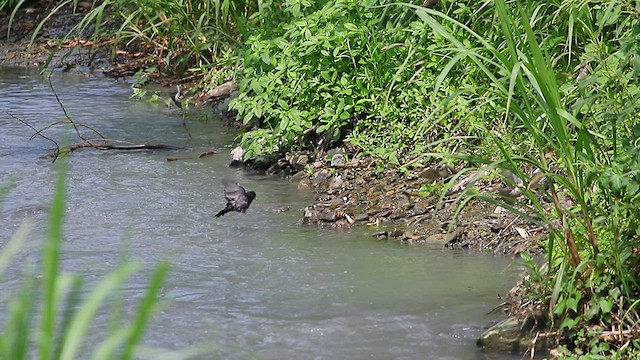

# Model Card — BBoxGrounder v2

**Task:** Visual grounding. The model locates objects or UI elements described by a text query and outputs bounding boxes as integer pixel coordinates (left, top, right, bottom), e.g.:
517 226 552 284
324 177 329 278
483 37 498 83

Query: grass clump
411 0 640 356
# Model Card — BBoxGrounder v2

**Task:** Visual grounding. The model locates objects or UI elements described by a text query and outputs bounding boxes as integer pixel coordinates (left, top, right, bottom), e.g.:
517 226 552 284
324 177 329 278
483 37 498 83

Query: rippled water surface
0 67 522 359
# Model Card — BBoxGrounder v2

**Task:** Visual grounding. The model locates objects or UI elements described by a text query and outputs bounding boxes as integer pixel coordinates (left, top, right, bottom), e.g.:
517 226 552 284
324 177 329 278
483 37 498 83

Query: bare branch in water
12 72 182 161
66 139 182 152
7 111 61 162
47 71 105 140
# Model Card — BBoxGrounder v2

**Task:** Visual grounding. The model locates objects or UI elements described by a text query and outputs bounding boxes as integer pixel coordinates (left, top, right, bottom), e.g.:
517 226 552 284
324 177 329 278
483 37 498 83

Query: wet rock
328 176 343 190
327 147 347 158
372 231 389 239
477 317 523 352
401 232 426 244
390 210 408 220
412 195 434 212
477 316 551 355
266 158 290 175
205 80 238 102
389 228 404 238
230 146 244 167
330 153 346 167
354 213 369 222
430 228 463 245
251 155 277 171
311 169 331 185
372 228 403 239
379 193 411 211
323 197 345 209
365 207 382 217
290 170 308 183
297 177 312 191
213 96 237 118
286 152 310 171
418 167 445 182
304 205 340 222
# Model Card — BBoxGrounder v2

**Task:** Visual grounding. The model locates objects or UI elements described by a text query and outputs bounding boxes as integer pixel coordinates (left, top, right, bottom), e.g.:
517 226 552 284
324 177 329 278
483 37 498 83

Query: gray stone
297 177 312 190
230 146 244 162
311 169 331 185
419 167 443 182
477 316 551 355
328 176 343 189
290 170 308 183
205 80 238 101
477 317 522 353
327 147 347 157
330 153 346 167
294 154 310 166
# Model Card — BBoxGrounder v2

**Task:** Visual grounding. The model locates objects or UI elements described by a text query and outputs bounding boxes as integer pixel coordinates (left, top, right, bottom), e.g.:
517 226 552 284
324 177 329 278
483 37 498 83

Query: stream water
0 67 522 359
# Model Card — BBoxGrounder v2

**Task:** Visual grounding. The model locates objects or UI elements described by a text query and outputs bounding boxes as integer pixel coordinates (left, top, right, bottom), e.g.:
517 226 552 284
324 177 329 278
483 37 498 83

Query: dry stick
13 73 181 159
549 182 581 268
29 121 66 140
46 72 181 153
29 121 105 142
181 112 192 139
67 140 182 152
47 71 105 141
7 112 60 157
530 332 539 360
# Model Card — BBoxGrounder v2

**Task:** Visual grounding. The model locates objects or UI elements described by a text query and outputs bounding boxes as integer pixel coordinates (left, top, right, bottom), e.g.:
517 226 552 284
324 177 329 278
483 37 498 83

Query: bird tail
214 208 231 218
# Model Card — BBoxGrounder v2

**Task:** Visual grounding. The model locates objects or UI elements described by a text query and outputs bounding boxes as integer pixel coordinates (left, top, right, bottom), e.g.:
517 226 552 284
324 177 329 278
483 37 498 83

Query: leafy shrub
413 0 640 356
230 0 503 162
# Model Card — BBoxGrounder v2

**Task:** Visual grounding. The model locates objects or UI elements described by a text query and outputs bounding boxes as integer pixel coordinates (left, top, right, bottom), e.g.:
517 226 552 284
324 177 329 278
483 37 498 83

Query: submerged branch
12 72 182 161
66 139 183 152
7 111 61 159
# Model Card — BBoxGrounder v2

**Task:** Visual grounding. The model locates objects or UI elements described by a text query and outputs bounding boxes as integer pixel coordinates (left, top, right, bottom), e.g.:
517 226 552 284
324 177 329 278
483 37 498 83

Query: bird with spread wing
214 180 256 218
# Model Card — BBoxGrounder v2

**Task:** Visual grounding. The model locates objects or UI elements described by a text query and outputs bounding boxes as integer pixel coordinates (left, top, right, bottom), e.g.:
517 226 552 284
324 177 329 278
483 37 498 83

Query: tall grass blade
29 0 74 47
6 0 27 41
58 262 141 360
0 270 36 360
122 260 170 360
39 152 68 360
0 221 32 277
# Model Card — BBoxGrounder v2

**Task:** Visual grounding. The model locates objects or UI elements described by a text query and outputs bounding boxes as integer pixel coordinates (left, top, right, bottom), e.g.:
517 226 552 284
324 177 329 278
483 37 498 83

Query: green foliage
411 0 640 356
1 0 25 40
9 0 267 76
0 158 170 359
112 0 263 75
230 0 382 158
230 0 494 161
12 0 639 355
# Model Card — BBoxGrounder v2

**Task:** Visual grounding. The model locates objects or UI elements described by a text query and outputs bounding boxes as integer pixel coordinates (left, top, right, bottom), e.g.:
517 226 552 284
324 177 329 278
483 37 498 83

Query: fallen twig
66 139 182 152
12 72 183 161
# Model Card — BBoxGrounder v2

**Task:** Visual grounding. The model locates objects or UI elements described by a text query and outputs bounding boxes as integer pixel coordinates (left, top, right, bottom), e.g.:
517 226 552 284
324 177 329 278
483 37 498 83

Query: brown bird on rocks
214 180 256 218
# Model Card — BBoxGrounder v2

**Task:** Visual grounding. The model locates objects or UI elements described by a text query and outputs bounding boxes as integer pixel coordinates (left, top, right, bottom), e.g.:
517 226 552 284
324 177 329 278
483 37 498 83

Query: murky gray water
0 67 522 359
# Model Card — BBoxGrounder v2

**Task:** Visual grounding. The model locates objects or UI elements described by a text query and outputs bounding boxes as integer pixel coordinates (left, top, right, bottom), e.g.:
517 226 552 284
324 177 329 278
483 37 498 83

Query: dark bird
214 180 256 218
